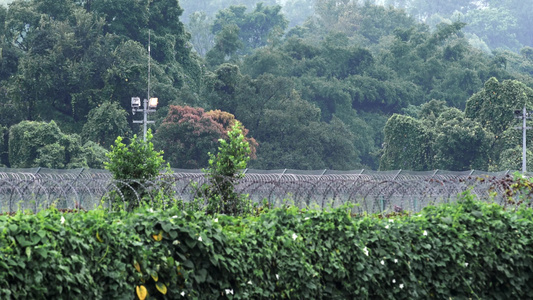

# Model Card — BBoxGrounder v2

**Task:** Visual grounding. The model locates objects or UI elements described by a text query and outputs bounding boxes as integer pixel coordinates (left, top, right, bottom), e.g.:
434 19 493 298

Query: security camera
131 97 141 109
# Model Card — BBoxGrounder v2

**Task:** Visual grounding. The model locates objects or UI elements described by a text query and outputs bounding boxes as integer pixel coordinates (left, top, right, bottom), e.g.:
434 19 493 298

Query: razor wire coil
0 168 526 214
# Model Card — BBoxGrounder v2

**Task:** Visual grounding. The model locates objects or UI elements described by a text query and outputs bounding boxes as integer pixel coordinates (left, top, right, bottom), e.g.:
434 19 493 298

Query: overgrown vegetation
1 193 533 299
105 130 169 210
105 122 253 215
1 0 533 171
201 121 253 216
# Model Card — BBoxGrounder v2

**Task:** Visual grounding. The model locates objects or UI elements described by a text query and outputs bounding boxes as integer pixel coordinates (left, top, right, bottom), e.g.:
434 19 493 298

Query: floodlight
149 97 158 108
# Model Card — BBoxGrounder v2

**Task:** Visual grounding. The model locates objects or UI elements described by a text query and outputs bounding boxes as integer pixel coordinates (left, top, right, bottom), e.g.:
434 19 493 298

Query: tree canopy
381 79 533 171
1 0 532 171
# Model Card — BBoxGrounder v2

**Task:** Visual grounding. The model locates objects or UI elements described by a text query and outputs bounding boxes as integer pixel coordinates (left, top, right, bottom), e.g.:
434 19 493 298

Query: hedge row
1 192 533 299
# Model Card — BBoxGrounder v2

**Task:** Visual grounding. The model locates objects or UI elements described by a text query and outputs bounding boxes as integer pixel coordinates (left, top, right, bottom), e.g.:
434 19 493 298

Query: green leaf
185 238 197 249
34 248 48 259
194 268 208 283
183 259 194 269
161 222 173 232
472 211 483 218
8 224 18 234
15 236 32 247
441 217 453 224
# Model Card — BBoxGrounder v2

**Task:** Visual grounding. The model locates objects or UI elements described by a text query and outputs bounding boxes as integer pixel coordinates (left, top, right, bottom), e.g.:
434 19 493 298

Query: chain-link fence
0 168 525 214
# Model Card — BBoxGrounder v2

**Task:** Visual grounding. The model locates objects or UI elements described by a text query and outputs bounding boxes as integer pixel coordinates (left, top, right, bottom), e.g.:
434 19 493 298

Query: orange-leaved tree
153 105 256 169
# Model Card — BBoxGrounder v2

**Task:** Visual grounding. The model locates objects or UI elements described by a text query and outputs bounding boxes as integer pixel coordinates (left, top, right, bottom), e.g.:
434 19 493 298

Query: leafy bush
201 121 253 216
1 195 533 299
8 120 94 168
105 130 170 210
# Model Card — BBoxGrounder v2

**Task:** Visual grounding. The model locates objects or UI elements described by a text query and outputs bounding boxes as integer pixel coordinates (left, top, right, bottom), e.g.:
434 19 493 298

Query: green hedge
1 193 533 299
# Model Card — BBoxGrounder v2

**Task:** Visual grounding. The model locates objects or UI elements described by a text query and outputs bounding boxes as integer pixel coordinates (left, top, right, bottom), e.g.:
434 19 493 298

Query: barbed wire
0 168 526 214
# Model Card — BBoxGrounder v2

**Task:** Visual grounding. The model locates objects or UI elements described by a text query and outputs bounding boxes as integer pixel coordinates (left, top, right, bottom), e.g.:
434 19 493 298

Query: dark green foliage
465 78 533 170
105 131 168 210
382 74 533 172
380 100 495 171
2 196 533 299
0 44 19 82
496 147 533 171
206 24 242 66
201 121 253 216
202 65 363 170
211 3 288 54
465 78 533 137
81 101 130 149
2 0 533 171
380 114 433 171
0 5 5 38
91 0 148 41
432 108 494 171
82 141 109 169
0 0 201 133
8 120 93 168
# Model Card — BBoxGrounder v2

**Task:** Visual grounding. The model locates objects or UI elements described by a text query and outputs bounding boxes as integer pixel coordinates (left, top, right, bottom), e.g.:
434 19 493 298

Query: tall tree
431 108 494 171
211 3 288 54
379 114 433 171
82 101 131 148
485 0 533 48
465 78 533 137
206 24 242 66
153 105 255 169
463 7 521 51
90 0 148 41
8 120 105 168
187 11 215 57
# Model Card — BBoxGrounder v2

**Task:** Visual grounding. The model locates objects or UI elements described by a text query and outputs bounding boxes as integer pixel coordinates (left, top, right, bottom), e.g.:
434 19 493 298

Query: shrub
105 130 169 210
200 121 253 216
8 120 91 168
1 196 533 299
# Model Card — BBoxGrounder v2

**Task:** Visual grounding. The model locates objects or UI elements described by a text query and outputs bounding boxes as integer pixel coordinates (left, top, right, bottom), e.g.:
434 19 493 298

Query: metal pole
148 29 151 104
143 98 148 142
522 106 527 175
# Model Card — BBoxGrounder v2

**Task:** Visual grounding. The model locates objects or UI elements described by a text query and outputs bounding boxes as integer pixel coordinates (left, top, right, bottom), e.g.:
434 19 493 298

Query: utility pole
131 27 158 142
514 107 531 173
132 97 157 141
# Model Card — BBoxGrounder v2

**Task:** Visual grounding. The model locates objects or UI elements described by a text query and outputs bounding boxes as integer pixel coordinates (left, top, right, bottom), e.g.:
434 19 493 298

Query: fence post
393 169 402 180
350 169 365 188
73 168 84 182
278 169 287 182
318 169 327 180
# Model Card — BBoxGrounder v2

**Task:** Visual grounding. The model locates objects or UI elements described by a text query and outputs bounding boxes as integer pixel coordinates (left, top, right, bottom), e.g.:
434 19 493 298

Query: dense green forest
0 0 532 171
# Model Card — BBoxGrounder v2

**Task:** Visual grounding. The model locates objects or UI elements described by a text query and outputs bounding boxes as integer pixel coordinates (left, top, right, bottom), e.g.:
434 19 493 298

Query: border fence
0 167 525 214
